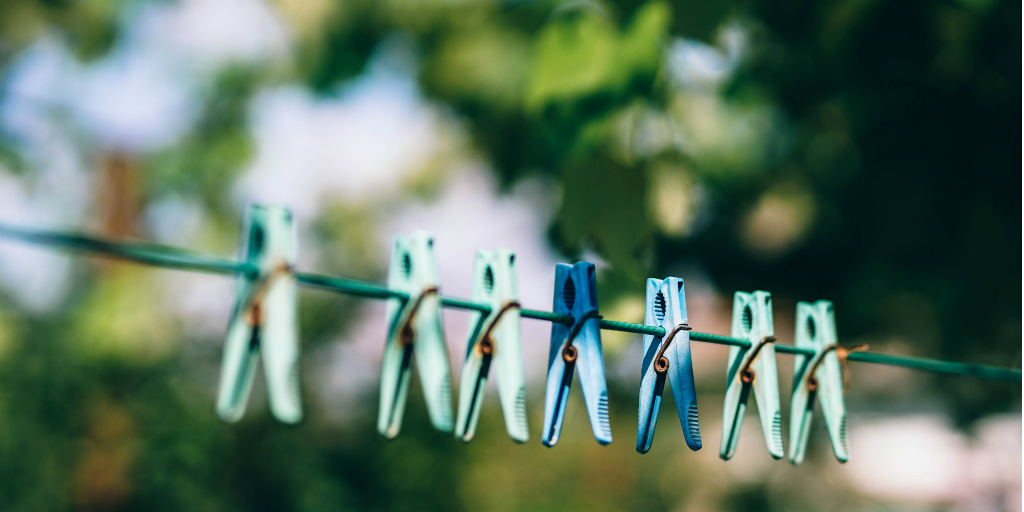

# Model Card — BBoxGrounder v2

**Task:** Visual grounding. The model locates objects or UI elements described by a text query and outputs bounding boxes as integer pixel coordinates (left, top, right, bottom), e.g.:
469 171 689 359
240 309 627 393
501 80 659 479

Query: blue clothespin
720 291 783 460
454 249 529 443
378 232 454 439
217 205 301 424
637 277 701 454
789 301 858 464
542 262 611 447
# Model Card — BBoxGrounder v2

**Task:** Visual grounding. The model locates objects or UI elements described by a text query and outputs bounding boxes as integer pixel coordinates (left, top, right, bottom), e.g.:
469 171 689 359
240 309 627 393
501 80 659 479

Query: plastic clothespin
454 249 528 443
217 205 301 424
542 262 611 447
637 277 701 454
378 232 454 439
720 291 783 460
789 301 849 464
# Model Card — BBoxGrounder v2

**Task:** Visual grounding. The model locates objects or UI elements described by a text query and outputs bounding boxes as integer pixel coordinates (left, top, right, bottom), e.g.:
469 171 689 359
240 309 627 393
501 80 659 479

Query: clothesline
0 220 1017 383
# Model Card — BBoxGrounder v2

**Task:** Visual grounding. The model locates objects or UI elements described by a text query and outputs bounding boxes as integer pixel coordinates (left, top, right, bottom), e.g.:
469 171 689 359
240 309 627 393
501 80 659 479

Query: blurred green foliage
0 0 1019 510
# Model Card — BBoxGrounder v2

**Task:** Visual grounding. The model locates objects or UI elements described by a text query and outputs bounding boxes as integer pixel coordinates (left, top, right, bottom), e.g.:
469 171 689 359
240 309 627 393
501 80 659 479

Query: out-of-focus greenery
0 0 1019 510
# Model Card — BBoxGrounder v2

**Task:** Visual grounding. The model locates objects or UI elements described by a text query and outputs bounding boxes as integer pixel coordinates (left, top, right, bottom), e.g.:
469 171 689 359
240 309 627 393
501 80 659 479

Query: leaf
526 2 671 115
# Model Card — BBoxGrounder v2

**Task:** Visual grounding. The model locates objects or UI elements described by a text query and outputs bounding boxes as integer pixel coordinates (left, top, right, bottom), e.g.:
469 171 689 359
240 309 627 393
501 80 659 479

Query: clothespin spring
561 310 603 364
243 262 294 327
806 344 869 394
477 301 521 357
654 323 692 374
740 336 777 384
398 286 440 346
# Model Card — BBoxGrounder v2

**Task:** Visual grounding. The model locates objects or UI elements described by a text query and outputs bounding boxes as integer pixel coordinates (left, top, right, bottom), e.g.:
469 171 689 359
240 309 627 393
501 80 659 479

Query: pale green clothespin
789 301 859 464
217 205 301 424
455 249 528 443
378 232 454 438
720 291 783 460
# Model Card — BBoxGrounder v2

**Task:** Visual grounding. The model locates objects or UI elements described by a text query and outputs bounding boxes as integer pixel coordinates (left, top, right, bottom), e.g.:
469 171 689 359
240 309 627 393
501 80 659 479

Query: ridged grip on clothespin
789 300 849 464
377 232 454 439
542 262 611 447
454 249 528 443
637 277 701 454
720 291 783 460
216 205 301 424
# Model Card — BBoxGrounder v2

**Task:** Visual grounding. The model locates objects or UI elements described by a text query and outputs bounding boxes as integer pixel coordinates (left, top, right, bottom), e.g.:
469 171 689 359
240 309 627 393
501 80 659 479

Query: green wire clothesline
0 221 1019 383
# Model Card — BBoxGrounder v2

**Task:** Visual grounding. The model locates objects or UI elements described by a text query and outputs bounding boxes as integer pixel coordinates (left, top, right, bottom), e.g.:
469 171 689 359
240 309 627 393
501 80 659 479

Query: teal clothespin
217 205 301 424
454 249 529 443
720 291 783 460
789 301 851 464
378 232 454 438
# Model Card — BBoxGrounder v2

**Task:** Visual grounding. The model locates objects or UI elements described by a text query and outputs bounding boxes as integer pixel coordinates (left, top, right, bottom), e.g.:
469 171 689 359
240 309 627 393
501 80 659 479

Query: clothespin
217 205 301 424
720 291 783 460
542 262 611 447
454 249 528 443
637 277 701 453
789 301 864 464
378 232 454 439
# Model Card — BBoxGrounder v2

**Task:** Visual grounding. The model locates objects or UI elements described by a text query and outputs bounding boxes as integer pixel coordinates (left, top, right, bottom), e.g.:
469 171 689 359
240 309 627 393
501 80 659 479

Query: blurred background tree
0 0 1018 510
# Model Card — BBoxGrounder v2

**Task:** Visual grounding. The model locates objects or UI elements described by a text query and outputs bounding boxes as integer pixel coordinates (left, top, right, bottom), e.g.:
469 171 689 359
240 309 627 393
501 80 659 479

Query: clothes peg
637 277 701 454
720 291 783 460
378 232 454 439
542 262 611 447
789 301 850 464
217 205 301 424
454 249 528 443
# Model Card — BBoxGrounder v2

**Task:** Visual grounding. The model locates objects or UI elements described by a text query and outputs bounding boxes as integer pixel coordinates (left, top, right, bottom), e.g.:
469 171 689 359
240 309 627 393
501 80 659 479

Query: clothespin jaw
788 300 849 465
217 205 301 424
636 277 701 454
454 249 528 443
378 232 454 439
720 291 783 460
542 262 611 447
